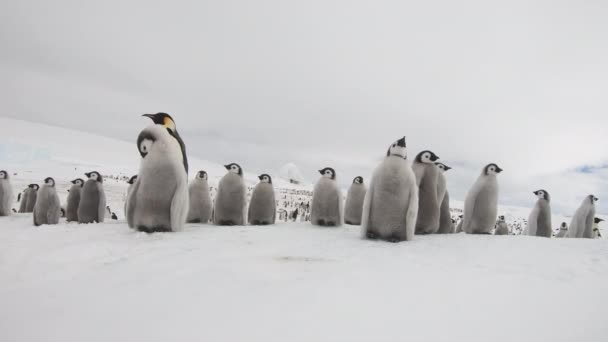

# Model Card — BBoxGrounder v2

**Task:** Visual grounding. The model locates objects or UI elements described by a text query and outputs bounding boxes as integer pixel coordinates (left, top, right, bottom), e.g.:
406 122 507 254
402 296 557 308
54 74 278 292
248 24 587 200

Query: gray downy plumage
33 178 61 226
248 174 276 225
525 190 552 238
567 195 597 239
455 219 463 233
311 167 343 227
66 179 84 222
436 191 453 234
0 171 13 216
127 124 189 232
344 177 367 225
361 137 418 242
78 172 106 223
213 165 247 226
463 163 502 234
18 188 31 213
494 219 509 235
25 185 39 213
187 172 213 224
555 223 568 238
412 151 441 234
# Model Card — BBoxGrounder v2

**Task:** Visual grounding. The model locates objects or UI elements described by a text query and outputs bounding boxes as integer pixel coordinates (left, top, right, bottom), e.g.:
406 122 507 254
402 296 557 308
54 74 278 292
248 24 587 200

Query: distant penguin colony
311 167 343 227
33 177 61 226
214 163 247 226
1 112 604 241
344 176 366 225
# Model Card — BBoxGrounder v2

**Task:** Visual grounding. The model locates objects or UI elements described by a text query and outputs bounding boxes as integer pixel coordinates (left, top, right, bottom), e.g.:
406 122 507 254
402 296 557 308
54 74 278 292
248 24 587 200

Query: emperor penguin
593 217 604 238
435 163 453 234
33 177 61 226
524 190 552 238
248 174 277 225
555 222 568 238
123 175 138 218
78 171 107 223
213 163 247 226
494 215 509 235
142 112 188 173
567 195 598 238
187 171 213 223
412 150 441 234
25 184 39 213
0 170 13 216
455 215 464 233
344 176 367 225
361 137 418 242
65 178 84 222
311 167 343 227
462 163 503 234
127 124 189 232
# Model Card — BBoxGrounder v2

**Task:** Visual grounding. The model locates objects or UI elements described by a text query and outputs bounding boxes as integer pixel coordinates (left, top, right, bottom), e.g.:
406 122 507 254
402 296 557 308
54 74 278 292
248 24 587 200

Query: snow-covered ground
1 215 608 342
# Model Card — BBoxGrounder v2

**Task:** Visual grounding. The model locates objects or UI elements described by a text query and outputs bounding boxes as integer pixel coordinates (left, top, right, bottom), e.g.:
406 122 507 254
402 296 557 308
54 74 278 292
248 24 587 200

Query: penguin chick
0 170 13 216
435 163 453 234
412 150 441 234
311 167 343 227
66 178 84 222
525 190 552 238
78 171 107 223
248 174 277 225
25 184 39 213
463 163 503 234
187 171 213 223
555 222 568 238
568 195 598 238
344 176 367 225
214 163 247 226
33 177 61 226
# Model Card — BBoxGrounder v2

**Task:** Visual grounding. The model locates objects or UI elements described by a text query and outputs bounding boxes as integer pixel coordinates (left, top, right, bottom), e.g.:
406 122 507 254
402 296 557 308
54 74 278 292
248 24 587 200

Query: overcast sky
2 0 607 215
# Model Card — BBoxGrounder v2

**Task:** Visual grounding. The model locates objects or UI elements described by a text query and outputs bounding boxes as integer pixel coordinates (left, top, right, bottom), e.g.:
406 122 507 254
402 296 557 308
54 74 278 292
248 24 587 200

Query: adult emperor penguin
567 195 598 238
361 137 418 242
412 150 441 234
142 112 188 174
187 171 213 224
462 163 503 234
66 178 84 222
311 167 343 227
25 184 39 213
344 176 367 225
435 163 453 234
78 171 107 223
248 174 277 225
33 177 61 226
524 190 552 238
127 124 189 232
555 222 568 238
213 163 247 226
495 215 509 235
0 170 13 216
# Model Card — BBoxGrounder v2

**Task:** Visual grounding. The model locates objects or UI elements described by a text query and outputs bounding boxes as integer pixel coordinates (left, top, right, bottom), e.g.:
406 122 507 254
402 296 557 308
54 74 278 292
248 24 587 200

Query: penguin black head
196 171 208 180
416 150 440 164
85 171 103 183
435 162 452 172
387 136 407 158
561 222 567 229
143 112 177 132
484 163 503 175
459 215 463 219
60 208 66 217
353 176 364 184
258 174 272 184
0 170 7 179
594 217 604 224
224 163 243 176
499 215 505 221
71 178 85 187
29 184 39 191
533 190 550 202
319 167 336 180
44 177 55 187
127 175 138 184
589 195 599 203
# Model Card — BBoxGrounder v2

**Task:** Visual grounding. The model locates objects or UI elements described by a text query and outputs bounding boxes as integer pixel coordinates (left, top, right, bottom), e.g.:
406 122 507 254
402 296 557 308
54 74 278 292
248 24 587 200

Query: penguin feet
387 234 401 243
251 220 261 225
345 220 353 225
325 221 336 227
137 225 171 233
188 219 202 224
366 231 378 240
317 219 326 226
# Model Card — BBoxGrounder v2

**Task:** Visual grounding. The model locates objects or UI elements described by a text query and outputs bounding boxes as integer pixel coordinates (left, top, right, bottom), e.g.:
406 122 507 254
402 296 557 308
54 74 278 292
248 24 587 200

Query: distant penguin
127 123 189 232
66 178 84 222
593 217 603 238
463 163 503 234
0 170 13 216
435 163 453 234
213 163 247 226
524 190 552 238
555 222 568 238
33 177 61 226
25 184 39 213
187 171 213 223
495 215 509 235
123 175 138 219
311 167 343 227
60 207 66 218
78 171 107 223
412 150 441 234
18 187 30 213
455 215 464 233
248 174 277 225
567 195 598 238
111 212 118 220
361 137 418 242
344 176 367 225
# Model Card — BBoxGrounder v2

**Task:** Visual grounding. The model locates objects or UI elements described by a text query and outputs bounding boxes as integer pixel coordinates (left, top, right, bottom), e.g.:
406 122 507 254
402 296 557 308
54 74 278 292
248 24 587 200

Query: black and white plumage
214 163 247 226
435 163 453 234
463 163 503 234
524 190 552 238
361 137 418 242
127 124 189 232
494 216 509 235
33 177 61 226
311 167 343 227
142 113 188 174
78 171 106 223
0 170 13 216
248 174 276 225
555 222 568 238
567 195 598 239
187 171 213 224
413 150 441 234
66 178 84 222
344 176 367 225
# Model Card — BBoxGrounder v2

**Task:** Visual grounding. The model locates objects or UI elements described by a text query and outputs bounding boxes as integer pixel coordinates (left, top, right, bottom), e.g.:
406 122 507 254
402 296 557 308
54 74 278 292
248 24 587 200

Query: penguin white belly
311 179 341 226
187 181 213 223
248 183 276 225
134 160 180 231
344 185 366 225
526 204 540 236
465 179 498 234
495 222 509 235
535 201 552 238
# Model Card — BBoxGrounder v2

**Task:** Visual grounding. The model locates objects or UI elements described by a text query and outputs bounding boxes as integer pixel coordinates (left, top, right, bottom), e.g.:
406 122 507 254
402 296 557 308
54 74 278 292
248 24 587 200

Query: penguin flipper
404 184 419 241
360 179 373 238
126 179 140 229
170 179 189 232
97 184 106 223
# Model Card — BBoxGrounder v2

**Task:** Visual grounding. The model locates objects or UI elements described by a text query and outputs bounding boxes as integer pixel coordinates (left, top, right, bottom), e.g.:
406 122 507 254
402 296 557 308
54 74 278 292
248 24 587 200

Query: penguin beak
85 172 91 177
397 137 406 147
533 191 538 195
142 113 155 120
224 165 230 170
318 170 324 175
431 154 439 162
71 180 77 184
258 175 263 180
496 167 503 173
